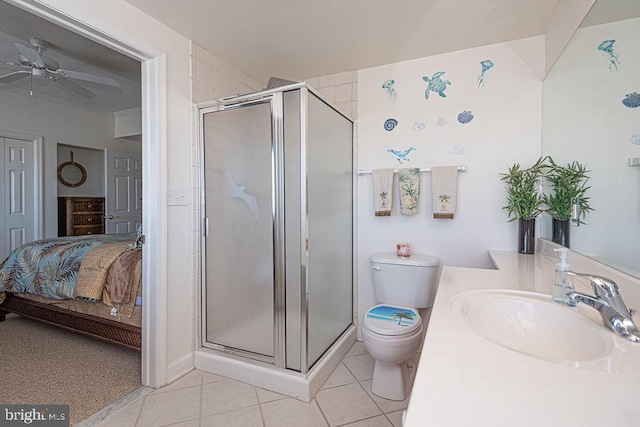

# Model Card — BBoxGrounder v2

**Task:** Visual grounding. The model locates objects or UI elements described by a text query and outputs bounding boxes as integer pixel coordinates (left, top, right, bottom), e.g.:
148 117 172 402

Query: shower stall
195 83 355 400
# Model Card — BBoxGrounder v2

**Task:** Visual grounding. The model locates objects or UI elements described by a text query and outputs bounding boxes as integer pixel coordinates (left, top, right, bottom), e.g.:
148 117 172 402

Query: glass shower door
202 100 275 358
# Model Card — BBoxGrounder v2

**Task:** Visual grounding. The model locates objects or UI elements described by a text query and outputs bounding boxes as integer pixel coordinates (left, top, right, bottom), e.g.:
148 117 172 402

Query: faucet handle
590 276 619 297
567 271 619 297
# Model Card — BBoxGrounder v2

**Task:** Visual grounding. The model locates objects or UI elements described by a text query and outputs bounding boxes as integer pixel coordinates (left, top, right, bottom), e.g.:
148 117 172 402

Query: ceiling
0 1 141 113
580 0 640 27
4 0 630 112
123 0 564 83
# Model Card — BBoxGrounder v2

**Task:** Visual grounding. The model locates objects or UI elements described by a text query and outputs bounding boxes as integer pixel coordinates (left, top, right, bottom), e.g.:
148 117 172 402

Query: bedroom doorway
2 0 168 391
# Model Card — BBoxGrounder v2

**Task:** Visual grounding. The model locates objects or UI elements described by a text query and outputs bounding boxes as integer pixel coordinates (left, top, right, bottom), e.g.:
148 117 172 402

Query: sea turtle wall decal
422 71 451 100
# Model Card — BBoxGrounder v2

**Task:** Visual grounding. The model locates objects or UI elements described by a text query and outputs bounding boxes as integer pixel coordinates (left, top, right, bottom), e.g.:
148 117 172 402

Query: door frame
7 0 168 387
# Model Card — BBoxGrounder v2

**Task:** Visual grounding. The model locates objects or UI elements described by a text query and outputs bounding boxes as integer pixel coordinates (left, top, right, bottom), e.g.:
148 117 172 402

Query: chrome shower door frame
199 92 286 367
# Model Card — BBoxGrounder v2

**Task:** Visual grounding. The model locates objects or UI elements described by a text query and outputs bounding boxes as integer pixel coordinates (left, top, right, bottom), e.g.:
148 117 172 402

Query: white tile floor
87 341 420 427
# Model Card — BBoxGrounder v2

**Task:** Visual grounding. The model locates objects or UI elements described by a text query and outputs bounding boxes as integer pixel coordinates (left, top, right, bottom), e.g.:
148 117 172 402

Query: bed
0 233 143 351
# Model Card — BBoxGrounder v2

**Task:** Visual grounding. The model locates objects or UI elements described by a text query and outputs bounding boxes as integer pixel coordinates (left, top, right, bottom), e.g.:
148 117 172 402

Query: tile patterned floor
88 341 420 427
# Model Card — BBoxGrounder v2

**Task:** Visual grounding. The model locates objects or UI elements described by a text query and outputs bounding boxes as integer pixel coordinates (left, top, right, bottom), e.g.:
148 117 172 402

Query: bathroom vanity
404 239 640 426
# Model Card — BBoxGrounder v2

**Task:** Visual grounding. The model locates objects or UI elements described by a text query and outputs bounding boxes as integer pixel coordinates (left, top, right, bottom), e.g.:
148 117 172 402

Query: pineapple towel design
372 169 394 216
431 166 458 219
398 168 420 215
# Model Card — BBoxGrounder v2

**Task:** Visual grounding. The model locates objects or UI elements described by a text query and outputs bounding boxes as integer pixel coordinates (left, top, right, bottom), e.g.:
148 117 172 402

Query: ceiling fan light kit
0 37 120 98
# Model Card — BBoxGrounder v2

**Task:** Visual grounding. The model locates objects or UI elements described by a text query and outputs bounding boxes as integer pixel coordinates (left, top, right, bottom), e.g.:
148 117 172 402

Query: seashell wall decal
436 116 447 127
457 110 474 124
622 92 640 108
384 118 398 131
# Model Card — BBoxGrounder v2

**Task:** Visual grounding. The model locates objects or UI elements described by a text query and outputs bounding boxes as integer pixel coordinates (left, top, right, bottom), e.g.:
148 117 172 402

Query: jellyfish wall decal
382 79 398 101
476 60 494 88
598 40 620 71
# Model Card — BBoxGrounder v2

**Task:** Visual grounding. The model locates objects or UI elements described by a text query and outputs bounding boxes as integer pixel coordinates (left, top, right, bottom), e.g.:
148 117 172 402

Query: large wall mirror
542 0 640 277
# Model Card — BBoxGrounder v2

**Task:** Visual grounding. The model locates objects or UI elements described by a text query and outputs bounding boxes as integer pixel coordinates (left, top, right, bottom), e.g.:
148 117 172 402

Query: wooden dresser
58 197 105 236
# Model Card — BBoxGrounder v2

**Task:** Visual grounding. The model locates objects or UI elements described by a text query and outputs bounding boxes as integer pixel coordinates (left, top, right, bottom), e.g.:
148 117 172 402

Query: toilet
362 253 439 400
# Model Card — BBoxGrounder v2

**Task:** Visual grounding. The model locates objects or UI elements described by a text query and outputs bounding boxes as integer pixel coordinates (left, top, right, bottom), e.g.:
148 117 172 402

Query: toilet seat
363 304 422 337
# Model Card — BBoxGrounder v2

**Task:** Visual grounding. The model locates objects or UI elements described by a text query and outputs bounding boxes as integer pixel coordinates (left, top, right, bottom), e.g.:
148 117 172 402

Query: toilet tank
369 253 439 308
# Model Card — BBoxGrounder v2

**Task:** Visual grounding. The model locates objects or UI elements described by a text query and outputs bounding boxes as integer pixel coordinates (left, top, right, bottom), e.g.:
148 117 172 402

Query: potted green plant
542 157 592 248
500 157 546 254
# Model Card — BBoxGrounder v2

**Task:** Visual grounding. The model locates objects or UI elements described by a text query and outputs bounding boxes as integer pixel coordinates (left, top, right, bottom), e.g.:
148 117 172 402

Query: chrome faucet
565 271 640 343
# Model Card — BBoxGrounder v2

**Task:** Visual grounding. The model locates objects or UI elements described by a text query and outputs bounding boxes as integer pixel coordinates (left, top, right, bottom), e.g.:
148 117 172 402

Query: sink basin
451 290 613 364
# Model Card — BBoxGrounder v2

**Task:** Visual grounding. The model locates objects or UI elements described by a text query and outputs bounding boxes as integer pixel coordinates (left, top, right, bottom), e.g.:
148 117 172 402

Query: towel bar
357 165 467 175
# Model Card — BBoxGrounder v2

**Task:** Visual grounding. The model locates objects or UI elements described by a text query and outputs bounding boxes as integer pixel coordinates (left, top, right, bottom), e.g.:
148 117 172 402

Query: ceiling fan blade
14 43 45 68
55 69 119 87
0 71 31 84
55 77 97 99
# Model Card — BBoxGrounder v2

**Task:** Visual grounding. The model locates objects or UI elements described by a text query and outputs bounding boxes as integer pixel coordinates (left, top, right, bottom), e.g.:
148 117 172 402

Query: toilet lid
363 304 422 336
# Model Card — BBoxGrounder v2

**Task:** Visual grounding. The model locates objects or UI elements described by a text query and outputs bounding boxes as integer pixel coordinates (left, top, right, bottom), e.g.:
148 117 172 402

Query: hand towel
372 169 394 216
398 168 421 215
431 166 458 219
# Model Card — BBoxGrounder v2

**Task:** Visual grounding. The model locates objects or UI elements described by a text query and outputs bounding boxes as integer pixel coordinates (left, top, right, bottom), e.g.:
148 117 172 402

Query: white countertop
404 248 640 427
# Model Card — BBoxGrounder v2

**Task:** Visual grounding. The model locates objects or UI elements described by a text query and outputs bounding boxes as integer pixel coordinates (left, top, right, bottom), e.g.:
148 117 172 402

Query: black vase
518 218 536 254
552 218 570 248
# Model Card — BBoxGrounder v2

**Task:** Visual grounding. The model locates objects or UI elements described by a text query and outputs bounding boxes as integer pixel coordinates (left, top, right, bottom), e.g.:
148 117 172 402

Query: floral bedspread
0 233 136 300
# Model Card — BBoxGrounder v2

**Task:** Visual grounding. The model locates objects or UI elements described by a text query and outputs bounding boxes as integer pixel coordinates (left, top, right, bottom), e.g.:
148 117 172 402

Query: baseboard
166 352 195 384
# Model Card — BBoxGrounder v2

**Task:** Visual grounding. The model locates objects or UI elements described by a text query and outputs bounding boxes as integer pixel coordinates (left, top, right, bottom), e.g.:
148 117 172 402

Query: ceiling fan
0 37 119 98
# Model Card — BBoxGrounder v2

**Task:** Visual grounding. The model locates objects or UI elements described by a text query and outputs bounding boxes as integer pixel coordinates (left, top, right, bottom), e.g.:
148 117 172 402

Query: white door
1 137 36 260
105 149 142 234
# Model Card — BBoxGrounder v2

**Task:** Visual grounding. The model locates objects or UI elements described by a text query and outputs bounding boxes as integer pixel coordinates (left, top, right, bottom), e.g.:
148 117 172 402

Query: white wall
542 17 640 273
57 143 105 198
0 91 138 236
356 37 544 329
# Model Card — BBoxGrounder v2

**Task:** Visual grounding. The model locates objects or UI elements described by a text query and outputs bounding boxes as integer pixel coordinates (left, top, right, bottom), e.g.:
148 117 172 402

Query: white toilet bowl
362 304 423 400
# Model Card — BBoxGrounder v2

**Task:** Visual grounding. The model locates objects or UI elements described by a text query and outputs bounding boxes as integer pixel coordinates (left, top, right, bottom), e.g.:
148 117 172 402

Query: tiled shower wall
189 42 265 351
191 43 265 103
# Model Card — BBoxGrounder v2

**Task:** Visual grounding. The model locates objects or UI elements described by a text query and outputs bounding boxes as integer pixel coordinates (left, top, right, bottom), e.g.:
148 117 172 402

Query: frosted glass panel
283 90 302 371
203 102 275 357
306 93 353 369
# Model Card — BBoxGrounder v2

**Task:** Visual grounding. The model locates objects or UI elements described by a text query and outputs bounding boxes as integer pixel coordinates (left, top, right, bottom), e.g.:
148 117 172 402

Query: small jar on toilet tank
396 243 411 257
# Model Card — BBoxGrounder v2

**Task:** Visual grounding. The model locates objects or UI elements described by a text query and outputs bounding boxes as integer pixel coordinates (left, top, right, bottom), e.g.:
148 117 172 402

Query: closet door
1 137 35 260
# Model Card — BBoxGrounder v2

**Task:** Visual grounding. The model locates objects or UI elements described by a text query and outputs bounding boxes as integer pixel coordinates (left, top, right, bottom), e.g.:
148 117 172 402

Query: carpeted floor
0 313 141 425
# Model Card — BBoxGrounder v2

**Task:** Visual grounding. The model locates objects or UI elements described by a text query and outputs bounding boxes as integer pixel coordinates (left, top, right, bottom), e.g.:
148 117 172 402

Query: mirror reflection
542 0 640 277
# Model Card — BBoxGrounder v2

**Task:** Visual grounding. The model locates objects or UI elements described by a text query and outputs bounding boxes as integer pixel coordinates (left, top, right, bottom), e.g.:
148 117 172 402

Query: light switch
168 187 188 206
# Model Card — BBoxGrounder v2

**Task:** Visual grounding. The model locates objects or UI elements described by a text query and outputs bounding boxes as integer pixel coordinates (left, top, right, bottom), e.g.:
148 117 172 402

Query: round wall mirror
57 151 87 187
